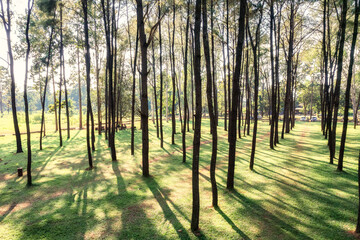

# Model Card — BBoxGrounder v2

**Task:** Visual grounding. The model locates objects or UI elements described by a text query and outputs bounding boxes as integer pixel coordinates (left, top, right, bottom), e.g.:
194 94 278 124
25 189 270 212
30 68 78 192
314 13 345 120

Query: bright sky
0 0 29 91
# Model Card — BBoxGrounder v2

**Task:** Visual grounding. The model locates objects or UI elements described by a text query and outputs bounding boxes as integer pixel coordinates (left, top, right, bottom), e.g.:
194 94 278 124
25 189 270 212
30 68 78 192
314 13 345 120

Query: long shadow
229 189 312 240
215 206 250 240
110 161 165 239
144 176 191 239
0 202 17 223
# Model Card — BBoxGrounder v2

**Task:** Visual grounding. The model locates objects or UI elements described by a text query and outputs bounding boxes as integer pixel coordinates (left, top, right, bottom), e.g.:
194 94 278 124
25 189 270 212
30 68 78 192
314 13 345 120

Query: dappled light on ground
0 121 359 239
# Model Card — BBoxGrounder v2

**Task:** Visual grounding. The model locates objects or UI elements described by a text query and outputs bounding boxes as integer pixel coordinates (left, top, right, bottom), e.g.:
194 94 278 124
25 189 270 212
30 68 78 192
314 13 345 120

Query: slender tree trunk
322 0 329 135
101 0 116 160
269 0 276 149
226 0 231 133
58 39 63 147
59 2 70 139
170 4 176 145
227 0 246 190
248 6 263 170
40 11 55 150
221 25 227 131
158 2 164 148
202 0 217 207
51 64 58 132
283 0 295 138
274 2 282 145
77 29 83 130
338 0 358 171
24 0 33 186
127 0 139 155
81 0 93 169
0 0 22 153
136 0 149 176
151 41 159 138
94 14 102 135
210 0 218 127
190 28 195 130
330 0 347 164
191 0 201 231
244 32 250 136
182 0 190 162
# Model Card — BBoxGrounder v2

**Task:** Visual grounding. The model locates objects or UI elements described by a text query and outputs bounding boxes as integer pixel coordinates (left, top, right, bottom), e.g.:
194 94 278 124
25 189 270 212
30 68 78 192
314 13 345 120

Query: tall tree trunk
221 25 227 131
322 0 329 135
226 0 231 131
269 0 276 149
101 0 116 161
136 0 149 176
58 38 63 147
226 0 246 190
151 41 159 138
127 0 139 155
190 28 195 130
77 29 83 130
211 0 218 127
158 2 164 148
182 0 190 162
94 11 102 135
330 0 347 164
282 0 295 138
40 11 55 150
24 0 34 186
274 1 282 145
59 2 70 139
0 0 23 153
191 0 201 231
248 5 263 171
244 31 250 137
170 4 176 145
51 64 58 132
226 0 231 133
202 0 218 207
338 0 358 171
81 0 93 169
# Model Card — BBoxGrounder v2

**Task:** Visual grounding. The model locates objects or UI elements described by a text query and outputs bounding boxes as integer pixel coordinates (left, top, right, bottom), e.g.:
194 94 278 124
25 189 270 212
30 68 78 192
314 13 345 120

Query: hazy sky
0 0 29 91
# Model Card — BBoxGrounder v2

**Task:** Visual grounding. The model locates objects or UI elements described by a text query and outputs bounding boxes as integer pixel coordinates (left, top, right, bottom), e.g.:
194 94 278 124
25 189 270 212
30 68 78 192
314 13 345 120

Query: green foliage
37 0 57 15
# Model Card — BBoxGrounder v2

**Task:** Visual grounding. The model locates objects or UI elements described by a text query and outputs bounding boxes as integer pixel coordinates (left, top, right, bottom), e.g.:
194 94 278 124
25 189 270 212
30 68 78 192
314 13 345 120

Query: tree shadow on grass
110 161 165 239
228 189 312 240
143 176 192 239
214 206 251 240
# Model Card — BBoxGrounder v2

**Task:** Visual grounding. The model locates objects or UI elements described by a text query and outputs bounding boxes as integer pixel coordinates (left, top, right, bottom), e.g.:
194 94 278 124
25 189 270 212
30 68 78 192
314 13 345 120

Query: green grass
0 115 359 239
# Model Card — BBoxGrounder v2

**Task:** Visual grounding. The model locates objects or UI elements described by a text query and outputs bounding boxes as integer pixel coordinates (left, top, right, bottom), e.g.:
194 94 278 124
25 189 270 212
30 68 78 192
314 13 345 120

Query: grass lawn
0 116 359 239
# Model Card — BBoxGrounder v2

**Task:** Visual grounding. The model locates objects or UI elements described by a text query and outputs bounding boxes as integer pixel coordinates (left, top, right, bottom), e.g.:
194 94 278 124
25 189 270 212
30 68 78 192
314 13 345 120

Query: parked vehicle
300 116 307 121
311 116 317 122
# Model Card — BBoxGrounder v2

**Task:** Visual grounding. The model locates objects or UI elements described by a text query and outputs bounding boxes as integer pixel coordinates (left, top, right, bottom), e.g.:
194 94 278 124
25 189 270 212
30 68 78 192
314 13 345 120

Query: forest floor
0 117 359 240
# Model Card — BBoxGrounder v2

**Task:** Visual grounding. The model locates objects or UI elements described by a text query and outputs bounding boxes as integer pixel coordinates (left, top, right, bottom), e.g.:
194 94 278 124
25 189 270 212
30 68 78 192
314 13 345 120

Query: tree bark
330 0 347 164
182 0 190 163
40 10 56 150
202 0 218 207
24 0 34 186
248 5 263 171
191 0 201 231
81 0 93 169
338 0 358 171
136 0 149 176
269 0 276 149
0 0 23 153
60 2 70 139
158 2 164 148
226 0 246 190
